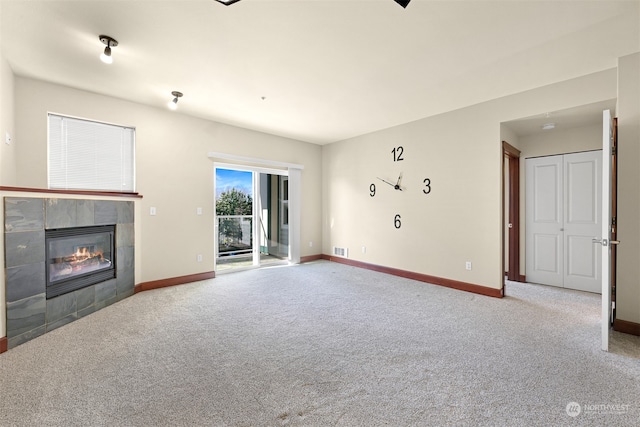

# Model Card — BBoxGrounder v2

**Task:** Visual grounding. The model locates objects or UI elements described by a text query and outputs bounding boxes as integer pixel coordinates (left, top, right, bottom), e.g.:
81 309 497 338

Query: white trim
601 109 612 352
215 162 288 177
252 171 260 266
208 151 304 171
288 168 301 264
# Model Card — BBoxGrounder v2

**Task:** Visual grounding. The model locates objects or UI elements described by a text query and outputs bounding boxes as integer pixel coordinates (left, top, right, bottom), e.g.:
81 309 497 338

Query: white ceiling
1 0 638 144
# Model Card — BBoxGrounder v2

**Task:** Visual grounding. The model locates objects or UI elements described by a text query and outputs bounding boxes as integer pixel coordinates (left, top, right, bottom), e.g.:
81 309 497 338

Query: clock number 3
423 178 431 195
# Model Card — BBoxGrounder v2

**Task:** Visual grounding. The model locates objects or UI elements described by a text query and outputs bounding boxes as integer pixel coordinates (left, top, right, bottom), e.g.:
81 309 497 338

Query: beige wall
0 52 16 185
12 77 323 285
616 52 640 324
518 124 603 158
322 69 617 290
0 0 13 337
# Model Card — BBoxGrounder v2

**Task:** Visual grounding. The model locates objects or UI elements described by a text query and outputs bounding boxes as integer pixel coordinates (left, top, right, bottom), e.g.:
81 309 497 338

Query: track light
99 35 118 64
168 91 183 110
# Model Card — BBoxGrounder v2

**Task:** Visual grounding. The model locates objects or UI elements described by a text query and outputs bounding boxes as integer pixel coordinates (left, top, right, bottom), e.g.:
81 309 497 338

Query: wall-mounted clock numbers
423 178 431 194
368 145 432 229
392 145 404 162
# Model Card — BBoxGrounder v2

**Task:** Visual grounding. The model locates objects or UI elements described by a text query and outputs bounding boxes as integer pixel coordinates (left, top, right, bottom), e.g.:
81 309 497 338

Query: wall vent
333 246 349 258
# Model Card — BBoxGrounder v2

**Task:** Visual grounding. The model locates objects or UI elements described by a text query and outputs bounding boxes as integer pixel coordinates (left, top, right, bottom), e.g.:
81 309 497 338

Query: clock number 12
392 146 404 162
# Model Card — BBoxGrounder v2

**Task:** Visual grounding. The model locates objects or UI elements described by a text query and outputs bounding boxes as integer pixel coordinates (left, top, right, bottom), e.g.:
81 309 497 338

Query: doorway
525 150 602 293
214 165 290 272
258 173 289 261
503 141 521 285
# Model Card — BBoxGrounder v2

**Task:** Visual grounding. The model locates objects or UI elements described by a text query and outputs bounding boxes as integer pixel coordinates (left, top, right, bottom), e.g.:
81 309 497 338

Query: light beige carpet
1 260 639 426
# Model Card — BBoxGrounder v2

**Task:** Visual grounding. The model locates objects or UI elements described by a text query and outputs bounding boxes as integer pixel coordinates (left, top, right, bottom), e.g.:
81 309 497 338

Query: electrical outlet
5 132 11 145
197 207 202 215
150 207 157 216
197 254 203 262
465 261 472 271
362 246 366 254
309 241 313 247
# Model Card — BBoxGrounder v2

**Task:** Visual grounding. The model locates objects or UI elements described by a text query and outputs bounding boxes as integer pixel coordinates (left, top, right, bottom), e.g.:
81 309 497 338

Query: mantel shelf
0 186 143 199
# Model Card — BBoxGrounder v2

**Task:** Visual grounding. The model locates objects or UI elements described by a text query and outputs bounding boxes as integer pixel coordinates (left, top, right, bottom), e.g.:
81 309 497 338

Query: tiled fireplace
4 197 135 349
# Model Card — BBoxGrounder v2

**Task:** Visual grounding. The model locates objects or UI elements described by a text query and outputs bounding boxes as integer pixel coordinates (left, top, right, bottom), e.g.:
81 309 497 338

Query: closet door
563 151 602 293
526 156 564 287
525 151 602 292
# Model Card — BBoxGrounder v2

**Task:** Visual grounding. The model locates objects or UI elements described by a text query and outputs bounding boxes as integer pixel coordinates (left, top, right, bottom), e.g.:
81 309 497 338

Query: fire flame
72 247 104 262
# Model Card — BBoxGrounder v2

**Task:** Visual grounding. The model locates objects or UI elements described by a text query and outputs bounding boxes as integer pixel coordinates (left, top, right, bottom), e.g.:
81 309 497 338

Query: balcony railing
217 215 252 257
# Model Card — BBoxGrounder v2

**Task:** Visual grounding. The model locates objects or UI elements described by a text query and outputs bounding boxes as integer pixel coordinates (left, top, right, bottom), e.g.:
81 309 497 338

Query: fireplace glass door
46 225 116 298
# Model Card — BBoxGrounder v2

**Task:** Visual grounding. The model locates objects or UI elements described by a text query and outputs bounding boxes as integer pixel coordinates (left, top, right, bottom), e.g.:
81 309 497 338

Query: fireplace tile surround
4 197 135 349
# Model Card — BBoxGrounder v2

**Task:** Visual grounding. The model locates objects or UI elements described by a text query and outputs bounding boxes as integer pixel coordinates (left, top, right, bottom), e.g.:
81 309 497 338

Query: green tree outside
216 188 252 216
216 188 252 246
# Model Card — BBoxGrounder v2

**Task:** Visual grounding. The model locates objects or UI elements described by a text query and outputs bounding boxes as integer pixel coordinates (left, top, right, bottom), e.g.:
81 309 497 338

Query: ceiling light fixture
213 0 242 5
542 123 556 130
99 35 118 64
394 0 411 8
168 91 183 110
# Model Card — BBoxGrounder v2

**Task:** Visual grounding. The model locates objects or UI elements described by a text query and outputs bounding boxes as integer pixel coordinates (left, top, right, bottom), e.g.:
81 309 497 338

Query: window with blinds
48 114 135 192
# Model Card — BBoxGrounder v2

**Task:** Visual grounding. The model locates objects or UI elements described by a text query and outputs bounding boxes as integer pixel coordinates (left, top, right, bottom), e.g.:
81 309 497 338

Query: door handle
592 238 620 246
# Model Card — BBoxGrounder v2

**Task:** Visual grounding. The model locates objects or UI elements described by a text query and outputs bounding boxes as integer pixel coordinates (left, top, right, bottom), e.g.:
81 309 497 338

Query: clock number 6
423 178 431 195
370 183 376 197
394 214 402 229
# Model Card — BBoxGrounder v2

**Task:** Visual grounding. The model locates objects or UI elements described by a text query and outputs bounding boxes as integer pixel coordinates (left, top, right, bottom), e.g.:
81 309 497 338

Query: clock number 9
370 183 376 197
423 178 431 195
394 214 402 229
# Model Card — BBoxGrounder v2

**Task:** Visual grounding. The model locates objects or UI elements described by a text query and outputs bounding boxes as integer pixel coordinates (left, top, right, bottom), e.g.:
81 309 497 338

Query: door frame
601 110 619 350
610 118 618 324
502 141 522 286
214 162 289 269
210 152 304 271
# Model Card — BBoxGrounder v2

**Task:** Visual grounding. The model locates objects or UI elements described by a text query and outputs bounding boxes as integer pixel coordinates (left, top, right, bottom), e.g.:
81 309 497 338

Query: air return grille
333 246 349 258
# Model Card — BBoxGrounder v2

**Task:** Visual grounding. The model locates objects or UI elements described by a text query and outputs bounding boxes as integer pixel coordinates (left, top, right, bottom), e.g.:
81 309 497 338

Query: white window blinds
48 114 135 192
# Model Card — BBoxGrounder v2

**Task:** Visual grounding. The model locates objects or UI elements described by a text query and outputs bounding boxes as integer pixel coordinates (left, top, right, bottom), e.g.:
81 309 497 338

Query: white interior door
526 156 564 287
600 109 613 352
526 151 602 292
563 151 602 293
